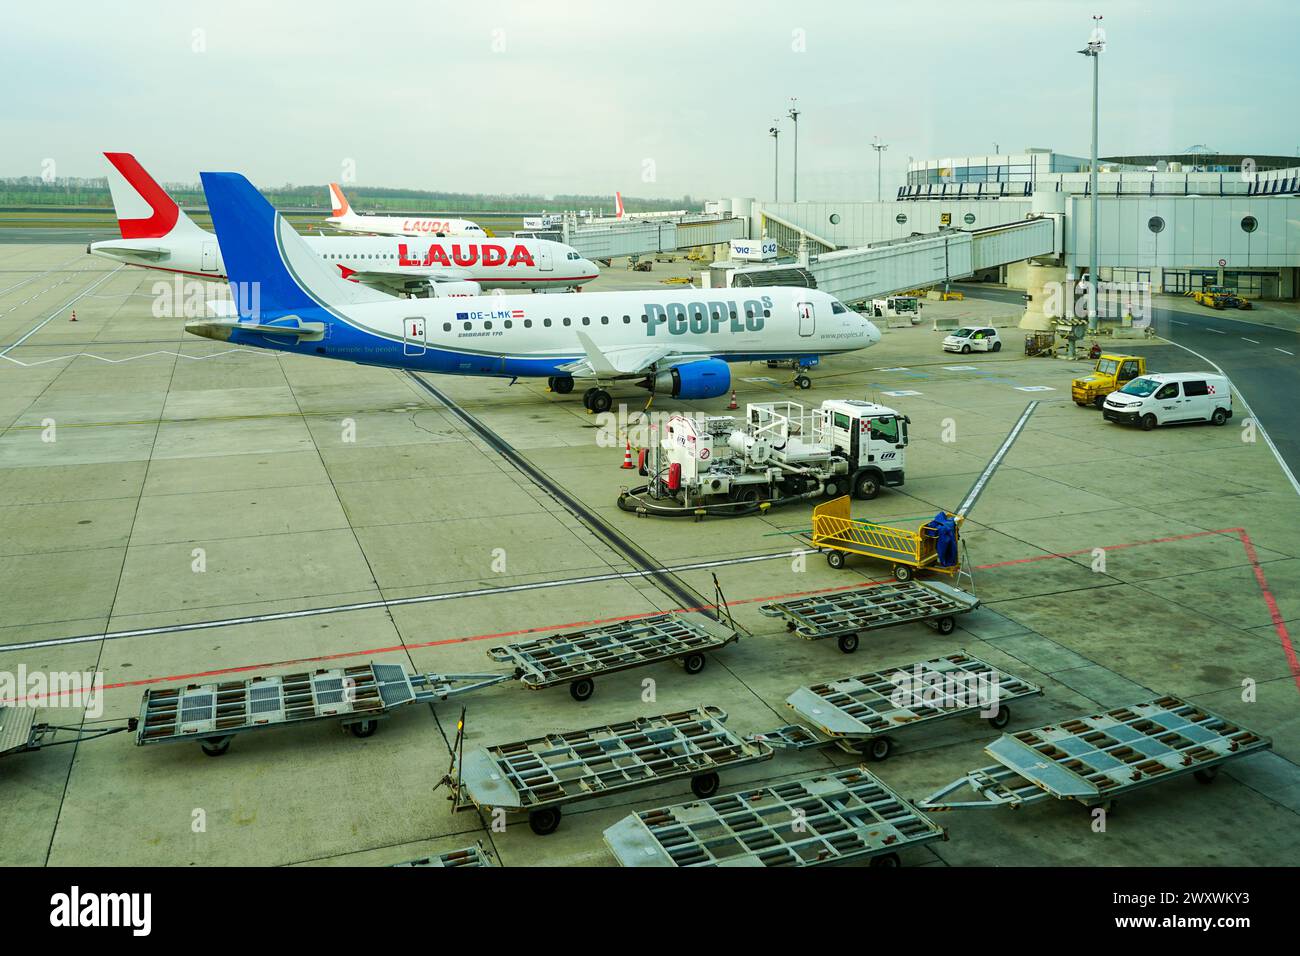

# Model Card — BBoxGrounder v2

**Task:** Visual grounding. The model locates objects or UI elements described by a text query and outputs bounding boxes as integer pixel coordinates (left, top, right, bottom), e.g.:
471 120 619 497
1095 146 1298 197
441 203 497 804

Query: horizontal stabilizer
185 318 327 342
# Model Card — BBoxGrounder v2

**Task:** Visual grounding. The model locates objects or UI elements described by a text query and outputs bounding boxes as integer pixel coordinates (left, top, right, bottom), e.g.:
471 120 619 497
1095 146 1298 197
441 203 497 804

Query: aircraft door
797 301 815 337
201 241 218 272
403 316 426 356
537 245 553 271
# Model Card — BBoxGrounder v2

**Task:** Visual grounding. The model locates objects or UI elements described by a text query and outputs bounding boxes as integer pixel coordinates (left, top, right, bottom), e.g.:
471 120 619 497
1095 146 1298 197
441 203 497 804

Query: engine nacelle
649 358 731 400
426 280 482 297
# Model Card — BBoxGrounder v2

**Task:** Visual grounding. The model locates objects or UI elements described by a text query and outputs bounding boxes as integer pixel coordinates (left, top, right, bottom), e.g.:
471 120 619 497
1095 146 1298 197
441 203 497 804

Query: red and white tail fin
103 152 204 239
328 182 353 219
614 191 625 219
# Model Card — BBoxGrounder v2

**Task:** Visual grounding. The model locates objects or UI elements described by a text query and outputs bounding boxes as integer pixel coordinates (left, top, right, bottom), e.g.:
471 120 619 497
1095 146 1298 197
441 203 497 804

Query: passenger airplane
88 154 597 296
586 192 686 224
186 172 880 411
325 182 485 238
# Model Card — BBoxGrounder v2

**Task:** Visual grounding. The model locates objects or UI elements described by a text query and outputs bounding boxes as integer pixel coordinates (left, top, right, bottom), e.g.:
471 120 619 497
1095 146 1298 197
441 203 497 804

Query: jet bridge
728 218 1057 306
519 215 747 261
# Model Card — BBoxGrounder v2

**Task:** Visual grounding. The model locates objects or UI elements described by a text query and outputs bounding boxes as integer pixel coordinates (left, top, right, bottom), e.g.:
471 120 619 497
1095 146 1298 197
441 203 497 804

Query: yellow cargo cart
811 495 965 582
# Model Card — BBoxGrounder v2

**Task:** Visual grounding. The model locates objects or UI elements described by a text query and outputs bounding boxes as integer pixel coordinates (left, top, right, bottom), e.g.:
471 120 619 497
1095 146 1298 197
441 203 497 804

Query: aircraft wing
338 265 474 296
557 333 692 378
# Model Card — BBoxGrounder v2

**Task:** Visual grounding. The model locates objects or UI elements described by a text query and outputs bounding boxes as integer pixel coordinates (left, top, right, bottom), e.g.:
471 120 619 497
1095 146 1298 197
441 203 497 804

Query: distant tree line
0 176 695 214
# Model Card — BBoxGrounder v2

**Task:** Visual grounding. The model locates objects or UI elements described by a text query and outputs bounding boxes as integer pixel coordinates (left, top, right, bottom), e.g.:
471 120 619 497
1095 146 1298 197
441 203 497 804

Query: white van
1102 372 1232 431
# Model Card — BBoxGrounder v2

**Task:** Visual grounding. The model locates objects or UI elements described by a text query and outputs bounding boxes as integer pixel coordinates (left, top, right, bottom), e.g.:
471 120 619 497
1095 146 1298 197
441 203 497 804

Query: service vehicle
1102 372 1232 430
942 326 1002 353
619 399 908 516
870 295 922 321
1071 353 1146 408
1193 285 1252 310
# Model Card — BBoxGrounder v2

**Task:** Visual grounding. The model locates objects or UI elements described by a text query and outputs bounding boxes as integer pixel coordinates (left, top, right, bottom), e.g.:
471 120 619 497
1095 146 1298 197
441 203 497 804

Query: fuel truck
618 399 910 517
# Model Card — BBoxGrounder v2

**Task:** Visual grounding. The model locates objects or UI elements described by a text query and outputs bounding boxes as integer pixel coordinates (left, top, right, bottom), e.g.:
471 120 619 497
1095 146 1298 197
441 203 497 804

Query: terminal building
536 145 1300 322
748 147 1300 302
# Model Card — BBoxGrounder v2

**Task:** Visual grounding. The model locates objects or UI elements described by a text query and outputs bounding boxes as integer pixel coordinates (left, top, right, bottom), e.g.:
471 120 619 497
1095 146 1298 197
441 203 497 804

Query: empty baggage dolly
393 841 497 868
604 765 945 867
137 662 509 756
760 579 980 653
442 705 774 835
755 652 1043 761
2 703 136 763
919 696 1272 812
488 610 738 702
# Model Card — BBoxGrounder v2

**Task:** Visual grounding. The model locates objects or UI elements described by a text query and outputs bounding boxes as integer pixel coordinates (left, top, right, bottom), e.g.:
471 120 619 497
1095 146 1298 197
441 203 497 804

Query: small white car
1102 372 1232 431
942 326 1002 353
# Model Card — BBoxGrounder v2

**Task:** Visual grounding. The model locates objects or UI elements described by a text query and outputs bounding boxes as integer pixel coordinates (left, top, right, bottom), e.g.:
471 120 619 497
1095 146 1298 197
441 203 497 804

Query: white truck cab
1102 372 1232 431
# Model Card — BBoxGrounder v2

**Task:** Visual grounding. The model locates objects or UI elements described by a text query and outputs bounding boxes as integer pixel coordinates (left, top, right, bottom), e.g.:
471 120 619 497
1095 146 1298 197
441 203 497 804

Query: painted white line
0 347 269 368
0 266 123 357
1242 338 1260 345
1 549 816 652
956 400 1039 517
943 365 978 371
1207 328 1225 334
1276 348 1294 356
1015 385 1054 392
1160 338 1300 498
872 366 911 372
882 389 922 397
1172 321 1188 326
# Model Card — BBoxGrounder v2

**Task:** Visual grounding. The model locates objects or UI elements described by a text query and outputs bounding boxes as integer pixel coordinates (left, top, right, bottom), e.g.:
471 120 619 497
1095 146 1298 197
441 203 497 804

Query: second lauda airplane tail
327 182 353 221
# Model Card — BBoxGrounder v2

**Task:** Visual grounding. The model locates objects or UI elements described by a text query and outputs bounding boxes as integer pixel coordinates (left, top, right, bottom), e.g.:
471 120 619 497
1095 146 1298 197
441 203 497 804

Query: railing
760 211 837 257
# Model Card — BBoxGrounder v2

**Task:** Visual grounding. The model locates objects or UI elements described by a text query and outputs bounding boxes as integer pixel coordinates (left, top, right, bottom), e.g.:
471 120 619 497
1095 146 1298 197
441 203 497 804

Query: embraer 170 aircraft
186 172 881 411
326 182 486 238
88 154 597 296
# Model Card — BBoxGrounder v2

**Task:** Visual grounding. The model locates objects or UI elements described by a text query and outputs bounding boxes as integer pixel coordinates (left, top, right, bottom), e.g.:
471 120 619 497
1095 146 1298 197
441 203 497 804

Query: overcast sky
4 0 1297 201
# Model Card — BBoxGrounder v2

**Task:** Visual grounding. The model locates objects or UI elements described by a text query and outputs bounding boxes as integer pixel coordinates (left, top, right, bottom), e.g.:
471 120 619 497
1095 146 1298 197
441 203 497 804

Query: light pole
1078 15 1105 331
788 98 801 201
872 136 889 202
769 122 780 202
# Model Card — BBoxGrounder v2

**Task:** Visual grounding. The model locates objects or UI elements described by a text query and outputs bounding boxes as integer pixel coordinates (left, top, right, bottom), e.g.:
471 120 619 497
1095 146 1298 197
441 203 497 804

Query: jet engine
646 358 731 400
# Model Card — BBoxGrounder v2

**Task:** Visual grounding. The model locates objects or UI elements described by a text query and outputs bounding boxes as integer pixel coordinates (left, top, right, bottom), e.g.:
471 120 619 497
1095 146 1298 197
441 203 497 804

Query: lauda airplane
326 182 485 238
186 172 881 412
88 154 597 296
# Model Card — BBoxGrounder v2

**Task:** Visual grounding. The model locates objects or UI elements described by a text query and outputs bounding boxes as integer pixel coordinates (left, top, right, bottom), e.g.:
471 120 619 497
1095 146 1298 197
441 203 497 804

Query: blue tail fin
200 171 387 319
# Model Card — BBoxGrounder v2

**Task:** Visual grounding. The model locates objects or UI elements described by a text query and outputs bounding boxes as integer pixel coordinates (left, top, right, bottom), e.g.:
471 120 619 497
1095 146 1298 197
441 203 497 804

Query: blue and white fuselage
189 173 881 400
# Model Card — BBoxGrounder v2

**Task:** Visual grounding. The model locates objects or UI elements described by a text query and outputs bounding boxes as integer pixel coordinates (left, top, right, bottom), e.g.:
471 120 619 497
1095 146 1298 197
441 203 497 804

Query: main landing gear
582 387 613 414
547 375 611 413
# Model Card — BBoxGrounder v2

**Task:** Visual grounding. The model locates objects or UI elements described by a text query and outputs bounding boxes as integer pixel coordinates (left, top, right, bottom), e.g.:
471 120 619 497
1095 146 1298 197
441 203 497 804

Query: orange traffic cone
69 310 77 322
727 389 738 410
621 439 634 469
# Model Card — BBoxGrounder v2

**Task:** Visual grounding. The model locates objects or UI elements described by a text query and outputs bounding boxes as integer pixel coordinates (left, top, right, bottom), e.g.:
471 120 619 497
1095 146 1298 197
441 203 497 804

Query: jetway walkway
730 217 1057 306
519 215 747 261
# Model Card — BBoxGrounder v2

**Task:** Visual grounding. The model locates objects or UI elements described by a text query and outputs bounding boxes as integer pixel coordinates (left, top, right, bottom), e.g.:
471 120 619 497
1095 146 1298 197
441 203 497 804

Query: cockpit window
831 301 848 314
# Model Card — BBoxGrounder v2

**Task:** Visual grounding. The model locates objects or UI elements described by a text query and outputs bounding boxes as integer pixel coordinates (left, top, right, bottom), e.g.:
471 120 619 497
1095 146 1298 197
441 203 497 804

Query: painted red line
7 525 1294 702
1235 528 1300 691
